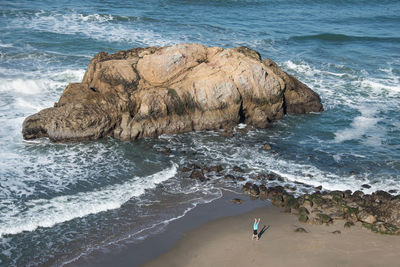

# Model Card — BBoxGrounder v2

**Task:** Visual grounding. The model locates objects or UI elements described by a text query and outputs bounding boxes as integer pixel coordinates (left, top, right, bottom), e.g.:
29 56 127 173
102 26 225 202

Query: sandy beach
144 204 400 267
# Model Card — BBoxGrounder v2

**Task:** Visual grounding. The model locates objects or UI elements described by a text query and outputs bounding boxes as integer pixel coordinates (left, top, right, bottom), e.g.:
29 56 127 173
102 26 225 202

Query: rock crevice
23 43 323 142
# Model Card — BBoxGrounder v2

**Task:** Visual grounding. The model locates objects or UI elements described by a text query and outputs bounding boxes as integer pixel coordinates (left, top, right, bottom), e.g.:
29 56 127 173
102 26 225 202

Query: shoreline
67 188 400 267
144 204 400 267
67 190 268 267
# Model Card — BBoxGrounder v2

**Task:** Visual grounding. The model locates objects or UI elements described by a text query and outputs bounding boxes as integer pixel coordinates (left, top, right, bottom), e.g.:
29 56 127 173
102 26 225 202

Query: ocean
0 0 399 266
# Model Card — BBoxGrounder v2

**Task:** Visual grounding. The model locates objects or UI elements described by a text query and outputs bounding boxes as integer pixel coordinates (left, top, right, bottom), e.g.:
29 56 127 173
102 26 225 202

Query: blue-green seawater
0 0 399 266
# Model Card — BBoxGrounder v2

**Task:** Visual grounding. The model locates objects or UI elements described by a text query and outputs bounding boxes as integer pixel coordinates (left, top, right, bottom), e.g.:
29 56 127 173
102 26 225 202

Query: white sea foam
0 42 13 48
0 164 177 237
334 114 380 143
187 130 400 194
360 78 400 94
0 69 84 95
13 11 175 46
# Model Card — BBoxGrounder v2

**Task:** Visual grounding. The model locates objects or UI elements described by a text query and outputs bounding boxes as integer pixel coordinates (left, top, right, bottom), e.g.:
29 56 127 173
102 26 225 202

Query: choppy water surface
0 0 399 265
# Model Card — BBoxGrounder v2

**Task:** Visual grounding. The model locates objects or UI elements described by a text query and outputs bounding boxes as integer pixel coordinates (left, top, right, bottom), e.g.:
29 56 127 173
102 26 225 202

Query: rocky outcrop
241 182 400 235
22 44 323 142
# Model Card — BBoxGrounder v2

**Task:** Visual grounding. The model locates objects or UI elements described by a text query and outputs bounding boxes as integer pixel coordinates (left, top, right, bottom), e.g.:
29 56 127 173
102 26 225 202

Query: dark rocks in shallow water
389 189 397 194
231 198 243 204
233 166 244 173
189 163 201 170
181 167 191 172
315 185 322 191
224 174 236 181
259 184 267 195
162 147 171 155
189 170 205 181
262 143 272 150
242 182 253 192
208 165 224 173
253 174 266 180
250 184 260 196
267 173 276 181
221 130 234 138
349 171 359 175
236 176 246 182
362 184 371 189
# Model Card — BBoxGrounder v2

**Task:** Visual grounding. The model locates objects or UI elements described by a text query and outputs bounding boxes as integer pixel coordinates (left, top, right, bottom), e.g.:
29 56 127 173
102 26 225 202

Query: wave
290 33 400 43
0 164 178 238
334 107 382 144
10 11 176 46
0 42 13 48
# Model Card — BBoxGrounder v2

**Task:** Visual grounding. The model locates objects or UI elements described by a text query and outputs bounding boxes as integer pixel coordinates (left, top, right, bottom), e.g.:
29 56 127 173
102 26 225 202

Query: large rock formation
22 44 323 142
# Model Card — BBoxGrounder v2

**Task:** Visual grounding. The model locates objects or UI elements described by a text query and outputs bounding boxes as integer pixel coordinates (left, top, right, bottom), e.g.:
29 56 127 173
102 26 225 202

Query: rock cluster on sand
22 44 323 142
242 182 400 235
181 163 400 235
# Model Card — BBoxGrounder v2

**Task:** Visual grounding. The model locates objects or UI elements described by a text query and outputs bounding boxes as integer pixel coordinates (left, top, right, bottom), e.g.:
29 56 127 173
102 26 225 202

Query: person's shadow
258 225 270 240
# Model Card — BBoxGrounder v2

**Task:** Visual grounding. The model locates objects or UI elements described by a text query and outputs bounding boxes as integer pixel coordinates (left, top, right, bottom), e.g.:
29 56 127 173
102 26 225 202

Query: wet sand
68 190 268 267
144 204 400 267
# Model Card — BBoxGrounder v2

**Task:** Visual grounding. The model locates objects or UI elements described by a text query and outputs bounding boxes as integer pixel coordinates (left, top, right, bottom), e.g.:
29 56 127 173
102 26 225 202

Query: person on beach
252 218 260 240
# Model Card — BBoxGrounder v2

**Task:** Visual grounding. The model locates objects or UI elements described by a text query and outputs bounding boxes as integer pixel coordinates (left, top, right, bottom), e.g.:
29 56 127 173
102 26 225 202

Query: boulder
242 182 253 192
22 44 323 142
250 184 260 196
294 227 308 233
189 170 205 181
259 184 267 194
262 143 272 150
298 214 309 223
231 198 243 204
224 174 236 181
315 185 322 191
208 165 224 173
181 167 191 172
316 213 333 224
253 174 266 180
357 210 377 224
233 166 245 173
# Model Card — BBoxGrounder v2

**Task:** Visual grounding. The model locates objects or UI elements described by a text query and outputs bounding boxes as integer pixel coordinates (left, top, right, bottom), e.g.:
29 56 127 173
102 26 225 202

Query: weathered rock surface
22 44 323 142
241 182 400 235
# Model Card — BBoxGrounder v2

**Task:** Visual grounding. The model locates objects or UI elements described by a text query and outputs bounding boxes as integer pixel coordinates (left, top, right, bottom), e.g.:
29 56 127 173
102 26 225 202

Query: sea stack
22 43 323 142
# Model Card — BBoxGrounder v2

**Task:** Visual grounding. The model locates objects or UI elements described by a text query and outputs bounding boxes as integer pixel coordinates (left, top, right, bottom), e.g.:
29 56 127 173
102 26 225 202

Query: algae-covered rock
344 221 355 228
295 227 308 233
299 214 309 223
317 213 333 224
